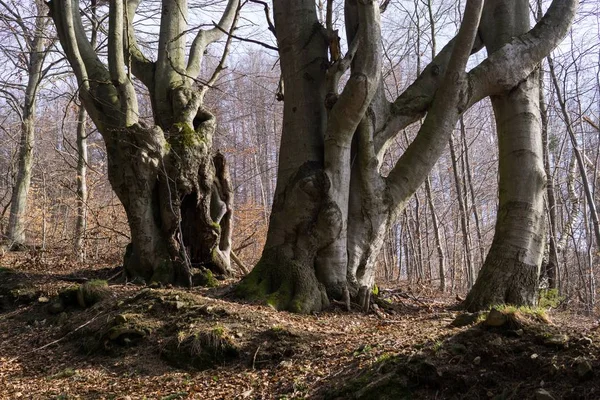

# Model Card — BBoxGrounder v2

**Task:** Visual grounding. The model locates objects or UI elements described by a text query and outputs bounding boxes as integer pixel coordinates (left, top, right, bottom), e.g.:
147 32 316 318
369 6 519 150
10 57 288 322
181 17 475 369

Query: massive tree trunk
49 0 239 285
238 0 577 313
465 0 546 311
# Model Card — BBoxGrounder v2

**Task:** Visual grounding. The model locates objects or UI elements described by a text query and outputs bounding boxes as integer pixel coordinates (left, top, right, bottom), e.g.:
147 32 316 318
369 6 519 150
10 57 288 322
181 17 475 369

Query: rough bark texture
49 0 239 285
240 0 577 313
465 0 546 311
239 0 484 312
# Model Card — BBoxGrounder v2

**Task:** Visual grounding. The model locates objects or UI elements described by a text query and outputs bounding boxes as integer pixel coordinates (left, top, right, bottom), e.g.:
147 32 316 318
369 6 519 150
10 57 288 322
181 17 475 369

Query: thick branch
125 0 155 88
468 0 579 103
186 0 240 79
386 0 483 211
108 0 126 85
374 0 578 162
325 1 380 147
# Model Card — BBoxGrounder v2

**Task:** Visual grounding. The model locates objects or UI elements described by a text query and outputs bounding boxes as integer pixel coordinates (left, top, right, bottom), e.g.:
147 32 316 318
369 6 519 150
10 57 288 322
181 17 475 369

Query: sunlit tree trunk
466 0 547 310
49 0 239 284
6 0 49 247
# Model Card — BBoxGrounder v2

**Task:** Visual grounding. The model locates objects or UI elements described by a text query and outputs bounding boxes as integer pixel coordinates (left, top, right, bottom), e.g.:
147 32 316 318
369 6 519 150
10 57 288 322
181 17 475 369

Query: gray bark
449 131 474 289
465 0 546 311
6 0 49 247
49 0 239 284
74 105 88 261
240 0 577 313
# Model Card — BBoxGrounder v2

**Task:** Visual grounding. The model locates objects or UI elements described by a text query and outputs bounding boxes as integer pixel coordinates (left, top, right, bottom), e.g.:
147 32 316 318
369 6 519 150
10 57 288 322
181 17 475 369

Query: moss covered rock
77 280 111 308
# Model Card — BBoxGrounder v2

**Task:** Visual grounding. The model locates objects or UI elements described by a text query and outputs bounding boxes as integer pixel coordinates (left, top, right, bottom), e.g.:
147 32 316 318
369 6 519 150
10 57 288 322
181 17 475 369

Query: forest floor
1 249 599 400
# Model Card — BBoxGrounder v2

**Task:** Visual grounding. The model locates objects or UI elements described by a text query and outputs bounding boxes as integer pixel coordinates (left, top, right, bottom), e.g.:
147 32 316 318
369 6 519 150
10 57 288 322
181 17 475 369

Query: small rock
450 343 467 355
515 329 524 337
548 364 560 376
535 388 556 400
576 358 593 380
544 334 569 348
175 301 186 310
531 353 539 360
490 337 503 346
58 312 69 324
485 309 507 327
473 356 481 365
38 296 50 304
451 312 480 327
235 331 243 338
47 301 65 315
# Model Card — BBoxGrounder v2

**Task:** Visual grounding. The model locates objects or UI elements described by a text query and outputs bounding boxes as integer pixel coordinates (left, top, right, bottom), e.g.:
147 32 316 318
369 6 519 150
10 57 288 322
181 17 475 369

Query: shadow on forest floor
1 262 599 399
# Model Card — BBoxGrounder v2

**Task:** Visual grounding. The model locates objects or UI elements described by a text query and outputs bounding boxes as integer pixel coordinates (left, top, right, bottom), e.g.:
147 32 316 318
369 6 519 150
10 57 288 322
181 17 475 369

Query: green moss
77 280 110 308
59 285 80 306
48 368 77 380
372 284 379 296
153 260 174 284
494 304 548 319
539 288 564 309
193 269 218 288
235 263 272 301
210 221 221 232
163 325 238 370
172 122 203 148
266 279 294 311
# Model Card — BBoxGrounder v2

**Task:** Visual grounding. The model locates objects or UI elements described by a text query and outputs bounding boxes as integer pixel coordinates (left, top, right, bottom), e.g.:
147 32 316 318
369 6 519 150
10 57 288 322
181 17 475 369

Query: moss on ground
162 324 239 370
77 280 111 308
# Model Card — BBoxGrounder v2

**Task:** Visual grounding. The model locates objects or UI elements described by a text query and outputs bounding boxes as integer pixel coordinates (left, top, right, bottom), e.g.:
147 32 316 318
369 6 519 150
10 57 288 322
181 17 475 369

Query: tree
238 0 578 313
48 0 239 285
0 0 52 248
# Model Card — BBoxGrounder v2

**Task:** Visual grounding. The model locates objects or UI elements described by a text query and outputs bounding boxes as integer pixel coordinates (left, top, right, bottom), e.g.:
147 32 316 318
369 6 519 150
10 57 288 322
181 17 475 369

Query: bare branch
187 0 240 79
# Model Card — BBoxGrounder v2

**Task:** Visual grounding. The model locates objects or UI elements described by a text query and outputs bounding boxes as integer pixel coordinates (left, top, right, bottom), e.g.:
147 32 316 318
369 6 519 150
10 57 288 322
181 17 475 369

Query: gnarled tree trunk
49 0 239 285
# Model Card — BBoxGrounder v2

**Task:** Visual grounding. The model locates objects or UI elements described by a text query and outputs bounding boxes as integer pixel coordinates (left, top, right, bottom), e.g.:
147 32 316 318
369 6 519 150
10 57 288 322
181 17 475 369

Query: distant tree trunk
449 132 474 288
425 176 446 291
540 66 559 289
74 106 88 262
460 118 485 266
465 0 547 311
6 0 48 247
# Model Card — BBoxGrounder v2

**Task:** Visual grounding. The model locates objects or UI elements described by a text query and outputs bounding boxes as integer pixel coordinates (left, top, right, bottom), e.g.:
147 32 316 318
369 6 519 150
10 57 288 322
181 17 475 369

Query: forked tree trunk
49 0 239 285
239 0 576 313
465 0 546 311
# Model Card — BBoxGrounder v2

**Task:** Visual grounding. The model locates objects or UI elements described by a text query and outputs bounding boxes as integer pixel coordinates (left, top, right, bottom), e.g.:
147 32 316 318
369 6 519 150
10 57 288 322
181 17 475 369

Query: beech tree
48 0 239 285
238 0 578 313
465 0 549 310
0 0 52 248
